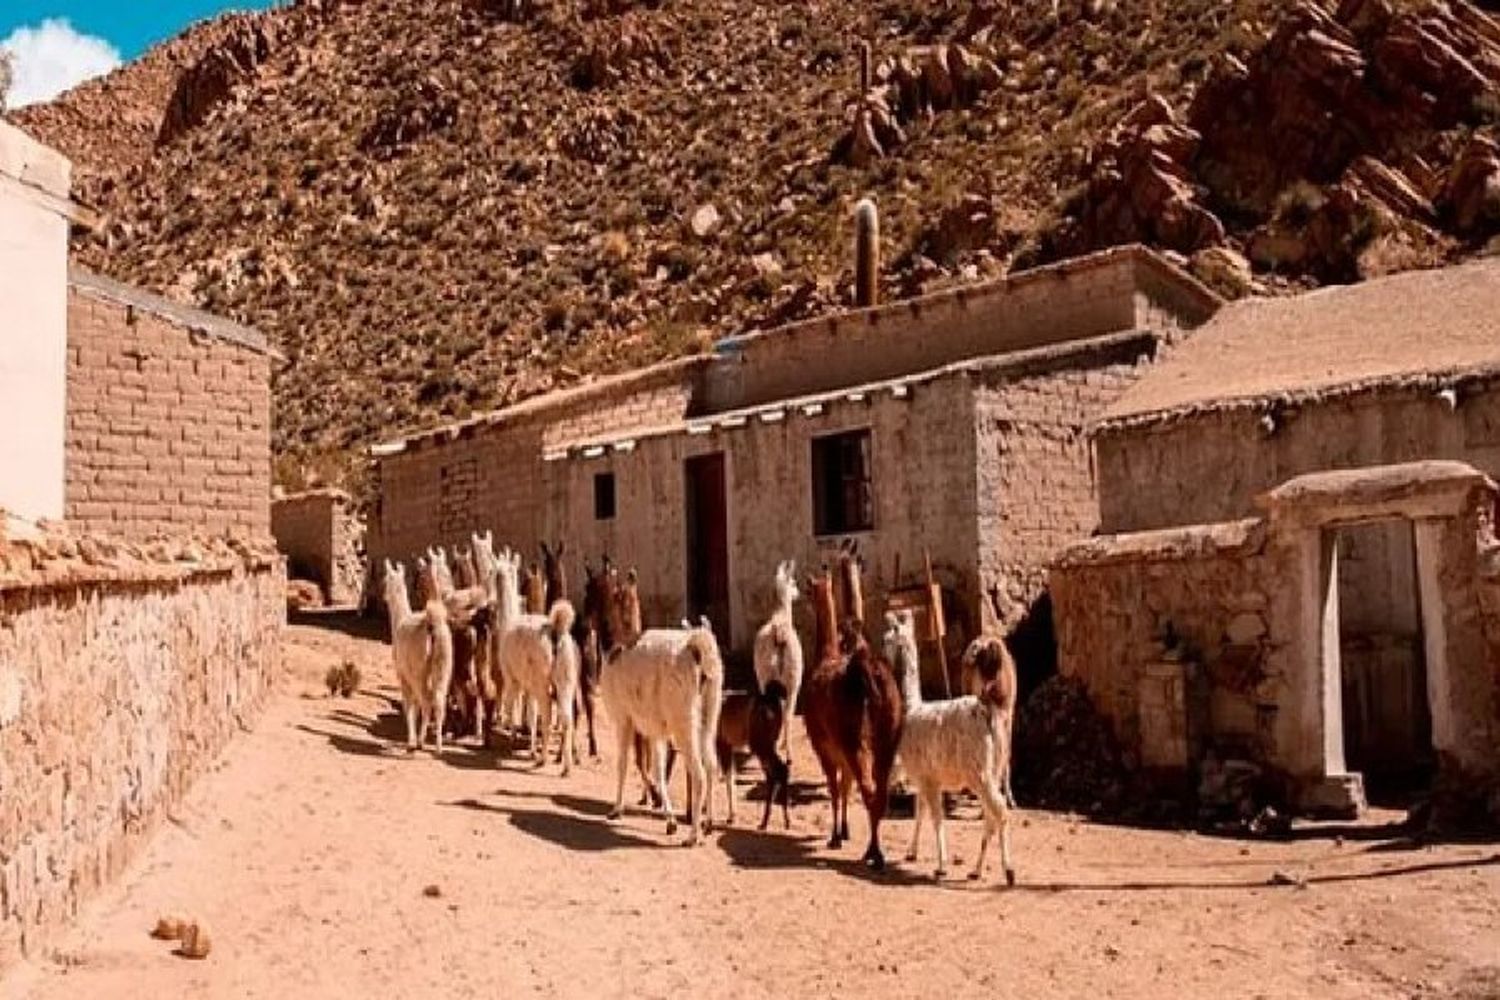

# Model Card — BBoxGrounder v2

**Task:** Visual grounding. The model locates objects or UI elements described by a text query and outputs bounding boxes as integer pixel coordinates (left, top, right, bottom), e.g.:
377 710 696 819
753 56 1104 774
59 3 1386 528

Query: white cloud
2 19 122 108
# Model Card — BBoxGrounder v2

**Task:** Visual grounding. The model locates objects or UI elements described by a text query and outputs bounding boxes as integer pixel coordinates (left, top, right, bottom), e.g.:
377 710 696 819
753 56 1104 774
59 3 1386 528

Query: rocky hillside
11 0 1500 491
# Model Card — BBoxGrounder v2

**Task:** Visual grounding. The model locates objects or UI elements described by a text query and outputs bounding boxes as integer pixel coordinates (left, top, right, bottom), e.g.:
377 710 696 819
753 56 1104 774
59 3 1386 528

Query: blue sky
2 3 273 106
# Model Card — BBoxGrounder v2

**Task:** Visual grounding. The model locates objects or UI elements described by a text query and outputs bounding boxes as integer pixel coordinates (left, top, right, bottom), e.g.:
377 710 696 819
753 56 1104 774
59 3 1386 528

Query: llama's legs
858 758 891 871
654 740 678 835
402 694 418 753
972 774 1015 885
558 689 575 776
927 785 949 879
684 743 707 846
608 720 634 821
529 697 545 766
723 753 737 827
905 791 924 863
836 769 854 846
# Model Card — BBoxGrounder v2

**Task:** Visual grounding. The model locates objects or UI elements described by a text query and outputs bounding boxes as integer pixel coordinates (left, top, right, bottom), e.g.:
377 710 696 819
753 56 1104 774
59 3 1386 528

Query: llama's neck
495 570 520 633
385 576 413 623
895 638 923 711
812 584 837 660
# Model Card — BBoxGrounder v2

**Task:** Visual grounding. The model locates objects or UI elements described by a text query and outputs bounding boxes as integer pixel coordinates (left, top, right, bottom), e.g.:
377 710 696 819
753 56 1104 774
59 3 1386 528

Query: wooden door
684 452 730 647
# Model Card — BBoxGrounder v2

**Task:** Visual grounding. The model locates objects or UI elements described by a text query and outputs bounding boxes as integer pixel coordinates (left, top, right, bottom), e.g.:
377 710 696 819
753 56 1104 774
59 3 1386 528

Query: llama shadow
298 716 500 771
446 796 663 852
716 826 932 886
289 607 387 640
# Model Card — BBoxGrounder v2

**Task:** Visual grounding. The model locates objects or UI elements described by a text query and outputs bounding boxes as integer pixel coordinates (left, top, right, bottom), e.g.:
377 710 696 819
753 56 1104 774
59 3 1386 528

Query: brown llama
834 539 865 629
801 566 904 870
523 562 547 615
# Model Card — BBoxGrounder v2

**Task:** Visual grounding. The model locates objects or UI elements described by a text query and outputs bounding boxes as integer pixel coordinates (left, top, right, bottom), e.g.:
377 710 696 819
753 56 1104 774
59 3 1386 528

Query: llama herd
379 534 1018 884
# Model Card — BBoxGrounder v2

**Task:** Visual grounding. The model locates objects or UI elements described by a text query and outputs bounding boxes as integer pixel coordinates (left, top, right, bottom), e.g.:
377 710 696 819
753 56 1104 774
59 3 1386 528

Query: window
812 429 873 535
594 472 617 521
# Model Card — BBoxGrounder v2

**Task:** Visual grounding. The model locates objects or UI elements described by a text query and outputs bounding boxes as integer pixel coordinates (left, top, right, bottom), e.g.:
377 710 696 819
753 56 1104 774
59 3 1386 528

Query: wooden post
924 549 951 699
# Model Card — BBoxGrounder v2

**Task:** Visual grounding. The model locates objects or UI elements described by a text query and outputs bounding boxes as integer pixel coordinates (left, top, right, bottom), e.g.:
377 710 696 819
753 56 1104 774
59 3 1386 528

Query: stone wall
370 357 708 573
1052 461 1500 818
65 272 274 540
542 376 981 671
271 489 364 605
0 528 283 963
702 246 1218 414
973 332 1156 629
1095 378 1500 533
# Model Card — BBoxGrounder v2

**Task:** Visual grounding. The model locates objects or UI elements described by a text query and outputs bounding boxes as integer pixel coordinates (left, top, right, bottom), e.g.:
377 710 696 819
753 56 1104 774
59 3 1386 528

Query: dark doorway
684 452 730 647
1335 520 1433 803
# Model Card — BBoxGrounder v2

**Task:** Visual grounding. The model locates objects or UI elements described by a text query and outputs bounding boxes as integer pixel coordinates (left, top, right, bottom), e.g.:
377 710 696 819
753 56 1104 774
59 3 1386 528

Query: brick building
0 121 283 961
65 268 276 539
1051 259 1500 817
370 246 1221 672
272 488 365 605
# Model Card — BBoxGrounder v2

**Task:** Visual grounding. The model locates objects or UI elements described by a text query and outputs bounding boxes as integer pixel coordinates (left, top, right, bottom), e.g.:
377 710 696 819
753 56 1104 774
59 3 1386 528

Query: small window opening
812 429 873 535
594 472 617 521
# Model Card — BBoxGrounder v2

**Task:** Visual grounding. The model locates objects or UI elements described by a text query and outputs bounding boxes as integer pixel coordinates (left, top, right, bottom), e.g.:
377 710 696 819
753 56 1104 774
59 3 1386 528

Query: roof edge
69 266 279 360
1094 361 1500 436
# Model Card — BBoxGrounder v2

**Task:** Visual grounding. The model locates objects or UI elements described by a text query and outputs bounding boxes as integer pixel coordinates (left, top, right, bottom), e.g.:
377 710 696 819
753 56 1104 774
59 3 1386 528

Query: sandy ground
9 619 1500 999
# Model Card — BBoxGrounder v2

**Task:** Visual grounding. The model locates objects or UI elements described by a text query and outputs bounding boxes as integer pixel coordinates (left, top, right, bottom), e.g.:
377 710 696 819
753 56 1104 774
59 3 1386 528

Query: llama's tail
547 600 577 647
687 628 725 750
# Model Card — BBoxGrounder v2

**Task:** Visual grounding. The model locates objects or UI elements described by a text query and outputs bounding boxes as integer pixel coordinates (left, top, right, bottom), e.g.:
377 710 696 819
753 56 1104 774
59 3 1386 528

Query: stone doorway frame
1258 461 1493 817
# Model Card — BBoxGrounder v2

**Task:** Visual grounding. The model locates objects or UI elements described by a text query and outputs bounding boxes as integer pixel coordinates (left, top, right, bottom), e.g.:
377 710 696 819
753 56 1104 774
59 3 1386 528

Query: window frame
593 471 617 521
810 428 874 537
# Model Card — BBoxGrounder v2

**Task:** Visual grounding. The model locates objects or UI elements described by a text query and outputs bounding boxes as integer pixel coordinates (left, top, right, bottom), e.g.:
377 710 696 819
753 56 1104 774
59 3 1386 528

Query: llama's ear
626 568 638 584
681 618 692 630
699 615 712 632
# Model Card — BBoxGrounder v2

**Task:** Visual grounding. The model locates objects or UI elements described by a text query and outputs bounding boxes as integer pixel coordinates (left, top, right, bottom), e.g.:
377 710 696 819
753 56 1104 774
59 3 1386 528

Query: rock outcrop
1038 0 1500 287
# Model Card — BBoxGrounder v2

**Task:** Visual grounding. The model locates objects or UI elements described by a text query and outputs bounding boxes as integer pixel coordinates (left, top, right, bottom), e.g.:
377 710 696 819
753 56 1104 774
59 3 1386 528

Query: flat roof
70 266 278 359
546 329 1160 458
1100 256 1500 430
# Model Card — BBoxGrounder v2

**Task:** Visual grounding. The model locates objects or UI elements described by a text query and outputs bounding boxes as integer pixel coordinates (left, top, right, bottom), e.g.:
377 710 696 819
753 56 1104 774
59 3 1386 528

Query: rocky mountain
11 0 1500 491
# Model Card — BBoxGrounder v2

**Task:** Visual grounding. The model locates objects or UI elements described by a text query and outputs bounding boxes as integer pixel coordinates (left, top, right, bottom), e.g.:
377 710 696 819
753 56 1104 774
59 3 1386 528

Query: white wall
0 122 71 522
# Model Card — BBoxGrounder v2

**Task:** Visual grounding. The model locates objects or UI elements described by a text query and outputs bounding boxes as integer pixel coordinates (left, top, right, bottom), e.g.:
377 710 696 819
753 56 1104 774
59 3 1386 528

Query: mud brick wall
543 377 983 677
701 247 1217 413
1095 379 1500 534
0 537 283 964
64 281 273 540
271 490 364 605
972 334 1156 630
1051 520 1276 773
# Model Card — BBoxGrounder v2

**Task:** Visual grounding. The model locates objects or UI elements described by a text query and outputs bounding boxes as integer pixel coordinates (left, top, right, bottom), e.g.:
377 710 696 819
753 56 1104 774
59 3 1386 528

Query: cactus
858 39 872 94
854 198 879 308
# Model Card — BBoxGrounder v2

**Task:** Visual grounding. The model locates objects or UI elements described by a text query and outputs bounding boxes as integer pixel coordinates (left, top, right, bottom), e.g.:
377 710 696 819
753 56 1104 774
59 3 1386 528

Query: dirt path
10 623 1500 999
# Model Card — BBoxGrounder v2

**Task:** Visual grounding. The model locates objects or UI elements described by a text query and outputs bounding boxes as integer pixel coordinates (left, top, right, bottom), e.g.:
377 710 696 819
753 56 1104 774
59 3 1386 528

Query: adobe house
0 121 282 962
1051 259 1500 818
369 245 1221 676
272 487 365 605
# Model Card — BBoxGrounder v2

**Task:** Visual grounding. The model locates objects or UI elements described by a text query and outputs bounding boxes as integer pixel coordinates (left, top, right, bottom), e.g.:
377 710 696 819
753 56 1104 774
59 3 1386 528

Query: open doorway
684 452 730 648
1333 520 1434 803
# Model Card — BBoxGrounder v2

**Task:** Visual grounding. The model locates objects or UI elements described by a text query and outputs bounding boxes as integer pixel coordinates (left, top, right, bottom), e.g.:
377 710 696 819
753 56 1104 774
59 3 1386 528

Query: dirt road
10 622 1500 999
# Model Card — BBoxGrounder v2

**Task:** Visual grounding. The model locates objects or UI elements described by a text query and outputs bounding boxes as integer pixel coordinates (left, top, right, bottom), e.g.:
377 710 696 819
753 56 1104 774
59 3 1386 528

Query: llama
601 618 724 845
886 610 1016 884
523 562 547 615
575 558 618 759
834 539 865 628
715 681 792 830
960 633 1019 807
418 550 492 744
381 559 455 755
492 549 581 774
801 567 904 869
753 560 804 763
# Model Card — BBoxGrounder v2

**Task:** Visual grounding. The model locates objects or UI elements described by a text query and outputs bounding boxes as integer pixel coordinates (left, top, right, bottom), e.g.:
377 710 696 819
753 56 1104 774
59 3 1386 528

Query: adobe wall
65 281 274 540
704 253 1142 413
1051 520 1276 777
0 531 283 964
369 358 707 575
973 335 1156 629
1053 462 1500 817
1095 379 1500 533
271 490 364 605
542 376 981 670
